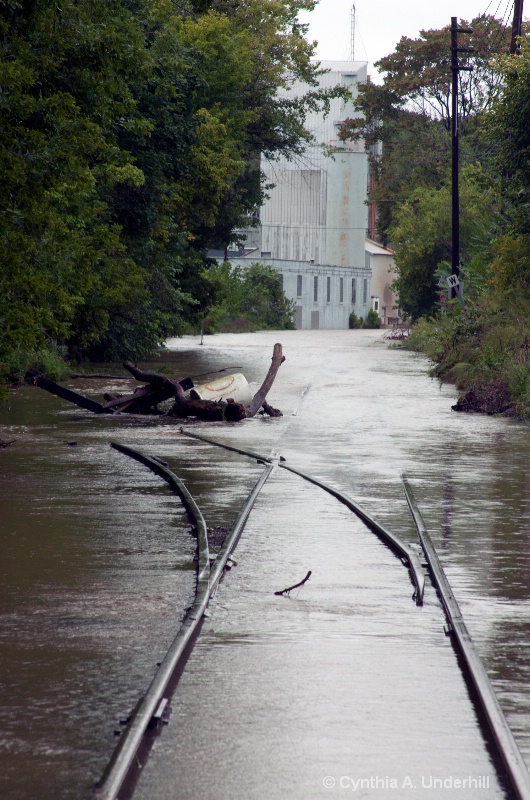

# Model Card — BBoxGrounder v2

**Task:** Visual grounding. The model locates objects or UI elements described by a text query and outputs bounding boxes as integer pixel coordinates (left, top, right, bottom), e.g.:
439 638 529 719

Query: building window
363 278 368 305
297 275 302 297
351 278 357 305
339 277 344 303
314 276 318 302
326 276 331 303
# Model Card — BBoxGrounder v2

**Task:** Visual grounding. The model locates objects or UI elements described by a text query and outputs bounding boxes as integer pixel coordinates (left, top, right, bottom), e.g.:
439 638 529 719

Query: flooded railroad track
94 437 530 800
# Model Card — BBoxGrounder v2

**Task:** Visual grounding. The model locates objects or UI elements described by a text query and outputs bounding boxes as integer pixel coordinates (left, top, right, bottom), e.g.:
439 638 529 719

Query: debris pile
26 343 285 421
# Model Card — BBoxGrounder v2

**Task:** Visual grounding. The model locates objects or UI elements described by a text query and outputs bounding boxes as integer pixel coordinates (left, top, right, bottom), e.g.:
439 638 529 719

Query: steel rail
111 442 210 580
95 444 211 800
279 463 425 605
209 460 275 596
402 478 530 800
177 429 424 605
178 428 274 464
94 444 274 800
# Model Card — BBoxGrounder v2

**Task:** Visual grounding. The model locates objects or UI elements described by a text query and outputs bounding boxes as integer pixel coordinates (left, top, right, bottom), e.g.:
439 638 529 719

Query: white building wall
365 239 401 326
234 61 371 329
230 257 371 330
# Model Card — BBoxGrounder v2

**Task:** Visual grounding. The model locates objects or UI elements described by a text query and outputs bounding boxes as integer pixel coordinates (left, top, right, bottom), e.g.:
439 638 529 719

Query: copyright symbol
323 776 335 789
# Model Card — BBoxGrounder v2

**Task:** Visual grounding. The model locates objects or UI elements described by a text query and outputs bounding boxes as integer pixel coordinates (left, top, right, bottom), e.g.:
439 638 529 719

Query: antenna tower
350 3 355 61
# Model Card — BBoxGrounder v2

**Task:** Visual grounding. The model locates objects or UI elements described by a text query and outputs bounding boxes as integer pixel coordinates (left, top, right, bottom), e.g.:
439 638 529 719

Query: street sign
446 274 460 290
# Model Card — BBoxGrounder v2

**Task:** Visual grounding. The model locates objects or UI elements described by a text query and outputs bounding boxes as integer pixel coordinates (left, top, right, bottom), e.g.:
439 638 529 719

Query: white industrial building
365 239 401 327
230 60 372 329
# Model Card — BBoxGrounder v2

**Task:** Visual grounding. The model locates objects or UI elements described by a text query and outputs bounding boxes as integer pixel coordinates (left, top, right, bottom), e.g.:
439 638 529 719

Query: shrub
405 295 530 419
364 309 381 329
349 311 363 329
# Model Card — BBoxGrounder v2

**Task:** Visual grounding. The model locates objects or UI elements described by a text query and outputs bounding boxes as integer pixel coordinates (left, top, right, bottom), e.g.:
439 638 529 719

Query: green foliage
1 0 339 385
341 21 530 418
488 39 530 237
203 261 294 332
348 311 363 329
490 234 530 296
364 309 381 329
339 16 510 245
348 309 380 329
406 296 530 419
0 341 70 386
389 167 498 320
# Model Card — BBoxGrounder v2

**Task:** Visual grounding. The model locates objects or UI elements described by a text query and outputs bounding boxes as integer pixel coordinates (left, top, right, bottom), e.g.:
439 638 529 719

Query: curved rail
178 428 275 464
403 478 530 800
178 429 424 605
111 442 210 582
95 444 274 800
280 463 424 605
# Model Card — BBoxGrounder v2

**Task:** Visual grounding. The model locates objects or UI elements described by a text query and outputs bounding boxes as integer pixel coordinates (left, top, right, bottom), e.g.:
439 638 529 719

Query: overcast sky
298 0 520 79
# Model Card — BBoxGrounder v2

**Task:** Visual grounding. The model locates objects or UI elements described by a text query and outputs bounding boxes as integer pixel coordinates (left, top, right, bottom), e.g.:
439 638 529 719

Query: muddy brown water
0 330 528 799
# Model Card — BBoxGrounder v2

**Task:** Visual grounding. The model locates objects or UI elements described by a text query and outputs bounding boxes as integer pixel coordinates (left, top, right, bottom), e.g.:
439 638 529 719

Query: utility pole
450 17 473 301
510 0 524 54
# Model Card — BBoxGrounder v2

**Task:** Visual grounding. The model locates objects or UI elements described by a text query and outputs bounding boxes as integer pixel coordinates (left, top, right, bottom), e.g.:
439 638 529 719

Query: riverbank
404 301 530 422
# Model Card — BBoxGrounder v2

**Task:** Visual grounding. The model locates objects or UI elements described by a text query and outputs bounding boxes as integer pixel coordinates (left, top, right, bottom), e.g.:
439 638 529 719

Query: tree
0 1 152 363
487 38 530 299
488 38 530 232
0 0 341 375
339 16 512 244
390 167 497 320
202 261 295 332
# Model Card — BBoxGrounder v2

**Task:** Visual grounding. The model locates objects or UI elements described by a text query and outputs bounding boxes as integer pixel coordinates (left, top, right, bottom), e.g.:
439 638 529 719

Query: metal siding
261 62 368 282
231 61 371 330
229 257 370 330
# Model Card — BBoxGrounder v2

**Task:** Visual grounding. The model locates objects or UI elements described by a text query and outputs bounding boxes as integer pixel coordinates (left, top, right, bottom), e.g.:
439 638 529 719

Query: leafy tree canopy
0 0 337 375
389 166 498 320
338 15 512 246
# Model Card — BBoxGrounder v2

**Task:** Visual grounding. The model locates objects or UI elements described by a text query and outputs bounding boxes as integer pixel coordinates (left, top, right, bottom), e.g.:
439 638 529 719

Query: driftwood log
25 344 285 420
275 571 312 596
245 343 285 417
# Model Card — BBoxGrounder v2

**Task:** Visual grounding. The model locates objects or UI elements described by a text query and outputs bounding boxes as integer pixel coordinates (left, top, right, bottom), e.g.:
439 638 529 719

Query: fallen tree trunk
25 344 284 420
165 343 284 420
25 371 107 413
169 383 247 421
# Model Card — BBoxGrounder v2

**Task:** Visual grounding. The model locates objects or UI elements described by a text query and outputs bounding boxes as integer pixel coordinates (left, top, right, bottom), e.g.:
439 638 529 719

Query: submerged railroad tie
95 443 275 800
177 429 425 605
402 479 530 800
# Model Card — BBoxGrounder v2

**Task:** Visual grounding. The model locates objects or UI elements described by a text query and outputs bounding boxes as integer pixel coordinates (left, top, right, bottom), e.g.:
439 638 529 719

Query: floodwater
0 330 528 800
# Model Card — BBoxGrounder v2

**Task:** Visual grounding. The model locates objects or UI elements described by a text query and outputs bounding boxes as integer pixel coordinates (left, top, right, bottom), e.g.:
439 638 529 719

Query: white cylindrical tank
189 373 252 404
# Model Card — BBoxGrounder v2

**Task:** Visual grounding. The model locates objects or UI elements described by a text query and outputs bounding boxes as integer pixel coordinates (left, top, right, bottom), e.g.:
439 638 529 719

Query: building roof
315 60 368 74
365 238 395 256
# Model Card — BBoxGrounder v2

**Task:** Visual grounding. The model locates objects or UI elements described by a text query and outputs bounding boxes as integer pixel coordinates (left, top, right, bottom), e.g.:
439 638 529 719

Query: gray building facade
230 60 371 330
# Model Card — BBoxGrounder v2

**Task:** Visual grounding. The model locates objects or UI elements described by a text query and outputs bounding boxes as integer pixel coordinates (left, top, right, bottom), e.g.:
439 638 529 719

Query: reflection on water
0 330 528 799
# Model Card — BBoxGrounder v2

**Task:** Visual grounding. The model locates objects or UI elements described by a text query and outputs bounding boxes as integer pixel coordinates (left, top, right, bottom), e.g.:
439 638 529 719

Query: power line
481 0 495 15
490 0 507 20
489 0 515 53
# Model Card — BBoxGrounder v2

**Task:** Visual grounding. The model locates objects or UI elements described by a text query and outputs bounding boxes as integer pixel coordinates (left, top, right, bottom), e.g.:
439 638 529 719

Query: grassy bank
405 295 530 421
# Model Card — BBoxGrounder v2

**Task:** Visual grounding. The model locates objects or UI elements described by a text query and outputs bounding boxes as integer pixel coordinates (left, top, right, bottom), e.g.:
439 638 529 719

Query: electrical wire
488 0 514 54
